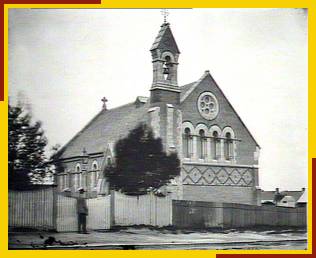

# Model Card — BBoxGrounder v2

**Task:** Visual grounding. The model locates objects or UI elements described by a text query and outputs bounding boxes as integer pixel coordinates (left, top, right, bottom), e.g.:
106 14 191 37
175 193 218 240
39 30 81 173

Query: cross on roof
101 97 108 110
161 9 169 24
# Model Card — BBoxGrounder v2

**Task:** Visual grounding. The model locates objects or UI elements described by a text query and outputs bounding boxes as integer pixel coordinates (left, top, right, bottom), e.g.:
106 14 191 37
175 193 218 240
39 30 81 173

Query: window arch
106 156 112 166
222 127 235 161
91 160 99 188
91 160 98 171
224 132 232 160
212 131 220 160
195 124 209 160
198 129 206 159
183 128 192 158
209 126 222 160
182 122 194 159
75 163 81 172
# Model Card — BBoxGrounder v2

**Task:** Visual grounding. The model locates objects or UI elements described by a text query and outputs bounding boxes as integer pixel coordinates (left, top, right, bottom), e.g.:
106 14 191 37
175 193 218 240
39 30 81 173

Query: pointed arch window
183 128 193 158
198 129 207 159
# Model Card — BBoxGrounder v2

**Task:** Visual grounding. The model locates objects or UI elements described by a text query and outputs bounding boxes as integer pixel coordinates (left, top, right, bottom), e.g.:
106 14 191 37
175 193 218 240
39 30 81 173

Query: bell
163 67 169 74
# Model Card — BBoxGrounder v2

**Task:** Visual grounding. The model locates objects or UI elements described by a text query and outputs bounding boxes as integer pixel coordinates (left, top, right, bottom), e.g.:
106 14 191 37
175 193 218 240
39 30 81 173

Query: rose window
197 92 219 120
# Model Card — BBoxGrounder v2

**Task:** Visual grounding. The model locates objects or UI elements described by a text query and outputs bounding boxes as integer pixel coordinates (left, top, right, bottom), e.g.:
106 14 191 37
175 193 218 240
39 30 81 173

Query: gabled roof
56 101 149 160
281 190 305 202
297 190 307 203
150 23 180 54
261 191 275 201
180 71 260 148
261 190 305 202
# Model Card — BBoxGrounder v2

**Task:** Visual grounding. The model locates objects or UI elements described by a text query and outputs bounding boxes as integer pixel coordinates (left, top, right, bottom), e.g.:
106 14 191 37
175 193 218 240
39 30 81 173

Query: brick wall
150 88 180 106
180 73 259 166
57 155 105 197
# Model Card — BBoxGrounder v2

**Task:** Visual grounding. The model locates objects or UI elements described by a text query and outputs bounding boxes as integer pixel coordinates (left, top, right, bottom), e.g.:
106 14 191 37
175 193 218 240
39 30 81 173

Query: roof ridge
54 101 137 159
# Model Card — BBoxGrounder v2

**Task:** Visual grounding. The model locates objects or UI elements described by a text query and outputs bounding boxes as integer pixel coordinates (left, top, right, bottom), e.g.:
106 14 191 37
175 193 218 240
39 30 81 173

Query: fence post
52 186 58 231
110 190 115 228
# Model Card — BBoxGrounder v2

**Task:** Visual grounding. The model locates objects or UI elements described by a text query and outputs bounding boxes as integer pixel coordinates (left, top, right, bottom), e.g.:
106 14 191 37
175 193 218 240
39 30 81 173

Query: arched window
91 160 98 188
74 163 81 190
75 163 81 172
212 131 220 160
183 128 192 158
107 157 112 166
224 132 233 160
92 160 98 171
198 129 206 159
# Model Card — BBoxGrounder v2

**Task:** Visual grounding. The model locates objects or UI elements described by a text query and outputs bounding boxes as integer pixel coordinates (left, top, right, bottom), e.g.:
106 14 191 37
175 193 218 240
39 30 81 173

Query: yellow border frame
1 0 314 257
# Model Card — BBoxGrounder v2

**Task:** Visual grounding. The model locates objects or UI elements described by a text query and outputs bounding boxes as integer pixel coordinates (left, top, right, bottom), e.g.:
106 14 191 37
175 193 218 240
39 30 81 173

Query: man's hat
78 187 86 193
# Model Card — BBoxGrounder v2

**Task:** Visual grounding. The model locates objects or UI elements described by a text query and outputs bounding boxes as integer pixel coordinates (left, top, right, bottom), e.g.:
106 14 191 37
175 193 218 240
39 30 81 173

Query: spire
149 21 181 106
150 22 180 55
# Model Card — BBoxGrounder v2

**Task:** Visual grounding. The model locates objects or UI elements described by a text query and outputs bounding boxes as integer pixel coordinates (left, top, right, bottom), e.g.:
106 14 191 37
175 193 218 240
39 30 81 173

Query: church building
55 21 261 205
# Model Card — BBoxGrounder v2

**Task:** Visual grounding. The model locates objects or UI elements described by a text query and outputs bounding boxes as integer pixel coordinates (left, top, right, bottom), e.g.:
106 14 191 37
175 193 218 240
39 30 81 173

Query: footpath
9 227 307 250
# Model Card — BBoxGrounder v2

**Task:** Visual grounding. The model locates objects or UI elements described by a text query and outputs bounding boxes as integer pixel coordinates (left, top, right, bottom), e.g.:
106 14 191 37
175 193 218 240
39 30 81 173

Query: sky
8 8 308 191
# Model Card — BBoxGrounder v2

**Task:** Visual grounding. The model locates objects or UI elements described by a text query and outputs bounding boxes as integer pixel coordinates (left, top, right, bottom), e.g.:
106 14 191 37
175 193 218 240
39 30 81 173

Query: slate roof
180 81 196 100
150 23 180 54
58 101 150 159
57 81 194 160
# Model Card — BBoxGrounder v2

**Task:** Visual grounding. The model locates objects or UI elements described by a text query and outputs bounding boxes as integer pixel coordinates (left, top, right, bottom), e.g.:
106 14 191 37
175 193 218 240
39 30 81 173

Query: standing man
77 188 88 234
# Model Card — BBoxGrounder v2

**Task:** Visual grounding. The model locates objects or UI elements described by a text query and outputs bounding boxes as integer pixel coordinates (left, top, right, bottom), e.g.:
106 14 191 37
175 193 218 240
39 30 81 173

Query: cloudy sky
8 8 307 190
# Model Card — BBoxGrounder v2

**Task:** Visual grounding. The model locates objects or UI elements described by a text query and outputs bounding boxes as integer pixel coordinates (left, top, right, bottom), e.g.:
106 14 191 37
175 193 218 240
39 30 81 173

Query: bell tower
150 22 181 106
148 21 183 160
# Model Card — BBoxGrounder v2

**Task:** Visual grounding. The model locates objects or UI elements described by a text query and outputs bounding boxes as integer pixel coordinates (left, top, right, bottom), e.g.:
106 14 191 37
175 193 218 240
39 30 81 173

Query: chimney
302 187 305 192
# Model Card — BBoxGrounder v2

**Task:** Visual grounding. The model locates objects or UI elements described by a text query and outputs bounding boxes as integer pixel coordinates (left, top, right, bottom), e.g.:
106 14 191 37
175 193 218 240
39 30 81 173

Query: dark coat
77 196 88 215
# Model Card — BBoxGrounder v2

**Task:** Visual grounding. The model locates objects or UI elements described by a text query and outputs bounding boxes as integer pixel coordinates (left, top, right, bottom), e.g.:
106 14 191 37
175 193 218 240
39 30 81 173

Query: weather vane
161 9 169 23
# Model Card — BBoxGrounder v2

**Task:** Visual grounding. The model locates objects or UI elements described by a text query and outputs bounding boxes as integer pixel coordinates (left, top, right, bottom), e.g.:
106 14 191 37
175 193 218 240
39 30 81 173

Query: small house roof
297 190 307 203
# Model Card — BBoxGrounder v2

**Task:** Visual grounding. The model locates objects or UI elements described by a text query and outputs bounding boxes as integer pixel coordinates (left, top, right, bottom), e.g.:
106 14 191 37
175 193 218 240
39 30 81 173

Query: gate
113 191 172 227
56 194 111 232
